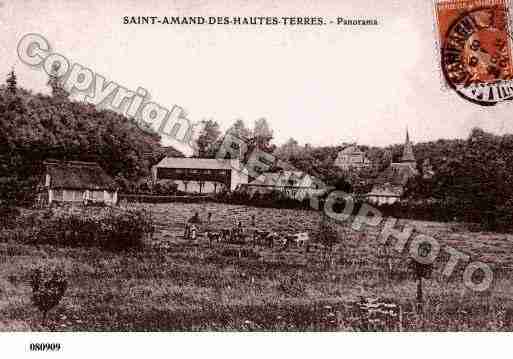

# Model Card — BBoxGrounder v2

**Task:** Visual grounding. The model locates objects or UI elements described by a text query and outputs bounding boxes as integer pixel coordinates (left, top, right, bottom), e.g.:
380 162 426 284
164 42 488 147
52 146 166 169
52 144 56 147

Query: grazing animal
224 222 245 243
207 231 221 243
250 229 265 246
294 232 310 247
252 230 267 245
234 221 244 236
283 234 296 248
220 229 231 242
265 232 280 248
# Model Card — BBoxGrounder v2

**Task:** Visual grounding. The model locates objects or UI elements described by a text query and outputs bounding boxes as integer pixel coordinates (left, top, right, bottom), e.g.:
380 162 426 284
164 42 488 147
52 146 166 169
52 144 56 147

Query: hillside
0 85 164 202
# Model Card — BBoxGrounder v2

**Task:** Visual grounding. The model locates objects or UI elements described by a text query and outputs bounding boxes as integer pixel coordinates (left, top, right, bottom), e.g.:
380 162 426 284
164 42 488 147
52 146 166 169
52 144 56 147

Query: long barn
152 157 248 193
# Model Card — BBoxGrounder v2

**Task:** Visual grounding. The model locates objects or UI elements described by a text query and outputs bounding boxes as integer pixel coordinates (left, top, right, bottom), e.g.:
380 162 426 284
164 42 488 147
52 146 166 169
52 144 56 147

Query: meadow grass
1 202 513 331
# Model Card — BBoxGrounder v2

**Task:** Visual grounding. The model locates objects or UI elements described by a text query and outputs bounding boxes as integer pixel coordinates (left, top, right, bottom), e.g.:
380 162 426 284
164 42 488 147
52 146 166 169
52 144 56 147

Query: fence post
416 276 423 314
398 305 403 332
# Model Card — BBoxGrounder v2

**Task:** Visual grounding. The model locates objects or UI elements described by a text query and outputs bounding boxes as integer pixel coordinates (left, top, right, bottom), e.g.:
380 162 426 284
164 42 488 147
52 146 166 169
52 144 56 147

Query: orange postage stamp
435 0 513 105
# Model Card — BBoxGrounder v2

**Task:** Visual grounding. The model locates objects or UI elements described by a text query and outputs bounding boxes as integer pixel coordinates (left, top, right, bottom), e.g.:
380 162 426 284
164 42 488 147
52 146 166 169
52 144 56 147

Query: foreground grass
1 202 513 331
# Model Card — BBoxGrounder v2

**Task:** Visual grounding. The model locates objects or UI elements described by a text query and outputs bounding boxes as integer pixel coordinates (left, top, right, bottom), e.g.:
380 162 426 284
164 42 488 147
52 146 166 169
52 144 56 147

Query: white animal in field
294 232 310 247
281 232 310 248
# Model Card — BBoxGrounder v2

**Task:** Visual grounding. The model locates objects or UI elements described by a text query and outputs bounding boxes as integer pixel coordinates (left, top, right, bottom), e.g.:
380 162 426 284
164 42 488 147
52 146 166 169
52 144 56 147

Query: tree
30 266 68 323
273 137 300 161
381 149 393 170
216 119 253 162
227 119 251 139
196 119 221 158
252 117 274 150
47 63 69 99
317 214 340 268
6 69 17 95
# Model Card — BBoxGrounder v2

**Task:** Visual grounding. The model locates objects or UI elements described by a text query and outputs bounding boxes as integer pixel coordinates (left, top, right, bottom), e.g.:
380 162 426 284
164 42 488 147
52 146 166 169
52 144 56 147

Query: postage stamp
434 0 513 105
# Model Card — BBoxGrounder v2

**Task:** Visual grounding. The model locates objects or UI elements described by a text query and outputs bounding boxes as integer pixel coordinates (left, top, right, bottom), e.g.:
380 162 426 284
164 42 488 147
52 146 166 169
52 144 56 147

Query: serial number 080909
29 343 62 351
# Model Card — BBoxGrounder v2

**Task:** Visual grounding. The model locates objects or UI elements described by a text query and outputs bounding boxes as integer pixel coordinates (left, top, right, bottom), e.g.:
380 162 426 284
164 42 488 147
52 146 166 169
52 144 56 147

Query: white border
1 332 512 358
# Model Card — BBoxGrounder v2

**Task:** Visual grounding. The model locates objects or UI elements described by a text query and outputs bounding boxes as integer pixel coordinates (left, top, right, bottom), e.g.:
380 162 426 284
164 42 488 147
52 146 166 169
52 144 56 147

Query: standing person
190 224 197 241
185 212 201 239
189 212 201 224
184 222 190 239
207 212 212 224
238 221 244 234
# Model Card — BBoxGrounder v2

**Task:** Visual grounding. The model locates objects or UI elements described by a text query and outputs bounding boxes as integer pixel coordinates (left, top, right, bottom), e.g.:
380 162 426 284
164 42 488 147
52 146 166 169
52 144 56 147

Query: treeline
212 189 313 210
403 128 513 228
271 137 467 191
274 128 513 230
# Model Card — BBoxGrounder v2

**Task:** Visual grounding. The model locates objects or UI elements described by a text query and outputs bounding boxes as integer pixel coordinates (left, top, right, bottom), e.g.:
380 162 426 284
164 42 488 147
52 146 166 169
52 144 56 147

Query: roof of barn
249 170 316 187
154 157 242 171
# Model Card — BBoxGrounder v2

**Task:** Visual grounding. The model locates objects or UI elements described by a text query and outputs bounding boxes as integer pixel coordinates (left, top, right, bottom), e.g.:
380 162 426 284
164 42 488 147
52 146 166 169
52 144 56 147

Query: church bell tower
401 128 416 167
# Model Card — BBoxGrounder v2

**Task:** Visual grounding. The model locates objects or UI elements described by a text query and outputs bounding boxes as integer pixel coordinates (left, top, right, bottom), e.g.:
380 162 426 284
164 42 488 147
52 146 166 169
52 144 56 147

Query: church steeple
401 127 416 164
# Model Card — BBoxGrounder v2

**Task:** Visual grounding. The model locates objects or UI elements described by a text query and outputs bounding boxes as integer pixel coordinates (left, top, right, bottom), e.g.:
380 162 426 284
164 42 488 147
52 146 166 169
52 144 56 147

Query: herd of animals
183 212 311 249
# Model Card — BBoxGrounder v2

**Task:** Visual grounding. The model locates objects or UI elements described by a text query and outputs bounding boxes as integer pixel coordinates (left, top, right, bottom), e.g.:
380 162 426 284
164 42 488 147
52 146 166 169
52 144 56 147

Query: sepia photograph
2 0 513 356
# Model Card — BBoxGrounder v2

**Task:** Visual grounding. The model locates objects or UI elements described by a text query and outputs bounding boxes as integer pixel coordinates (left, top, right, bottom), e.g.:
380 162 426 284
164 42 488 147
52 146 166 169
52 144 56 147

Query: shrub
102 208 155 249
0 206 20 228
30 264 68 321
316 217 339 251
23 208 155 250
277 273 306 297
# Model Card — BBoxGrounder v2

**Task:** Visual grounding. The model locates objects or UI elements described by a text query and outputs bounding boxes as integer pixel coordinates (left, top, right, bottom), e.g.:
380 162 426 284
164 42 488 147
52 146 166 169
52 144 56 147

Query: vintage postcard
1 0 513 356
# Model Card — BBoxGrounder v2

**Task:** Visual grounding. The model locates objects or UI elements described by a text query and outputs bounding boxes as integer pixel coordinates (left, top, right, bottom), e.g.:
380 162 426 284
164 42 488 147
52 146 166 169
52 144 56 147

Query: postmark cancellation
435 0 513 105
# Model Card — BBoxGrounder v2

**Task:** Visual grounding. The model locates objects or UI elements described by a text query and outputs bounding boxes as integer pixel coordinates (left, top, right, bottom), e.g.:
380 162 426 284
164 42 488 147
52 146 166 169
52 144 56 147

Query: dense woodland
2 69 513 230
0 70 163 204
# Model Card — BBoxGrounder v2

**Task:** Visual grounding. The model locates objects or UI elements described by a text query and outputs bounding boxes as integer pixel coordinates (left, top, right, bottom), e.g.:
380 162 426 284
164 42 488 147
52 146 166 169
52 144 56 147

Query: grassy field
1 202 513 331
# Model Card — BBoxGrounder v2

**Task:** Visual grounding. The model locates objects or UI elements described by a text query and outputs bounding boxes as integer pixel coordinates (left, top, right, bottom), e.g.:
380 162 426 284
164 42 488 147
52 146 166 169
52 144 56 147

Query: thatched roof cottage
38 160 118 207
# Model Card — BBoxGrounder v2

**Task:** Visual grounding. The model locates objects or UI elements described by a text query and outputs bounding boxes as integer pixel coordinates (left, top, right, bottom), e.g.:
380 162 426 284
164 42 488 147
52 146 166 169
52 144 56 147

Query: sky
1 0 513 149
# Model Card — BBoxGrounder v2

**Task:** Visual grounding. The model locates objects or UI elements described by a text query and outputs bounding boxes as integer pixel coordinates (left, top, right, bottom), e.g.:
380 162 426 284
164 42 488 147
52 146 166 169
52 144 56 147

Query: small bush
0 206 20 228
278 273 306 297
30 265 68 321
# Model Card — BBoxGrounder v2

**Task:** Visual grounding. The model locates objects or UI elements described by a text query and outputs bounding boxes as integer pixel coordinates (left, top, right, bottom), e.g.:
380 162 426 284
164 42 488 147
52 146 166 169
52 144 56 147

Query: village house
242 170 324 201
152 157 248 193
334 144 373 170
37 160 118 207
366 130 418 205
